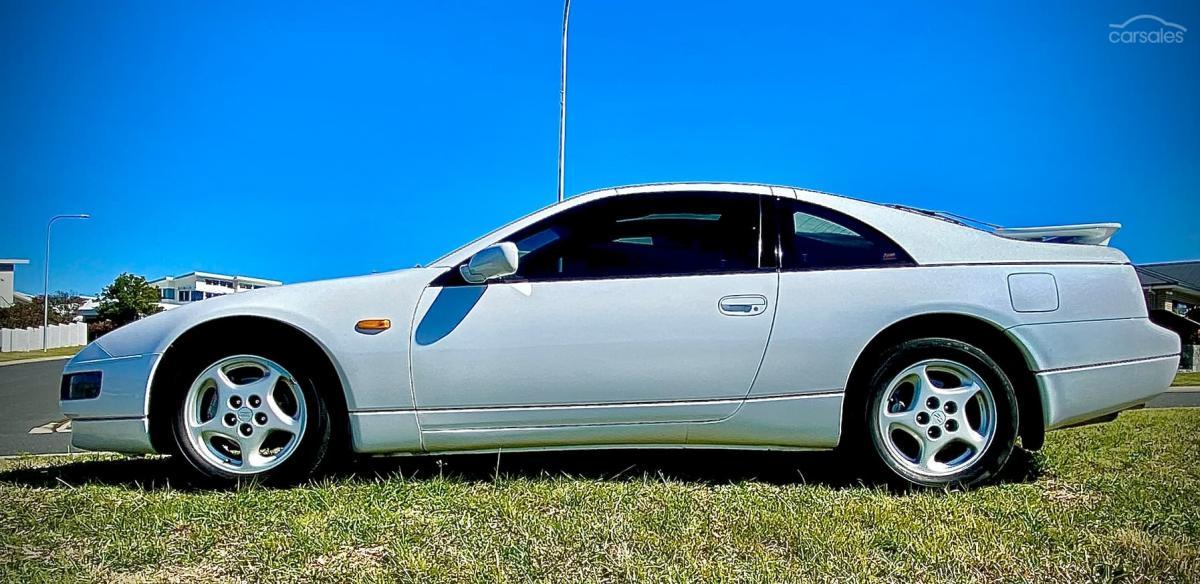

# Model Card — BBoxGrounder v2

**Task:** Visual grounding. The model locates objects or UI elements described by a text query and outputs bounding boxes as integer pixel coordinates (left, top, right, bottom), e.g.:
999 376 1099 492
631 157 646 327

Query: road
0 358 72 455
0 358 1198 456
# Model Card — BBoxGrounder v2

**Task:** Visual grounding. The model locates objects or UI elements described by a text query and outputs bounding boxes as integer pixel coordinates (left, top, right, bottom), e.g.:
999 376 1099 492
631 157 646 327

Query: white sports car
60 183 1180 487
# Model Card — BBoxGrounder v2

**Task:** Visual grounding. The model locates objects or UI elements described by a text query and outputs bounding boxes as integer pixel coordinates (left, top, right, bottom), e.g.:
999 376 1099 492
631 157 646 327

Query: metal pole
43 214 90 351
43 221 52 351
557 0 571 203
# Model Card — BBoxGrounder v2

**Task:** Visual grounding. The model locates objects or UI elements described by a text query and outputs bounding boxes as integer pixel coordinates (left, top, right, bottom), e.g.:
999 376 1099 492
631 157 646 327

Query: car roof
432 182 1128 268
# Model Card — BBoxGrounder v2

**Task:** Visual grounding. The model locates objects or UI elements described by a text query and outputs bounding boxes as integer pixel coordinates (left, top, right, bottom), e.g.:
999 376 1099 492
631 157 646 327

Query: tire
168 344 334 485
859 337 1019 489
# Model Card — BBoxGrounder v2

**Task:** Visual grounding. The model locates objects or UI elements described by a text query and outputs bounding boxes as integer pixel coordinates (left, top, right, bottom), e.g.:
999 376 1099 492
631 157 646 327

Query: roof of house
0 259 30 265
1137 260 1200 292
149 271 282 286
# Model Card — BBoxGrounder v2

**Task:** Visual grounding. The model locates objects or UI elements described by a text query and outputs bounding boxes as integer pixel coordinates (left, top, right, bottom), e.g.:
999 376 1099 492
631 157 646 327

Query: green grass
3 409 1200 582
1174 371 1200 387
0 346 81 363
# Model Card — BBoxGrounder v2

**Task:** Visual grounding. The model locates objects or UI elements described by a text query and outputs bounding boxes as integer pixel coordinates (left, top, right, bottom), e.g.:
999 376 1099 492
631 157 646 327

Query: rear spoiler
993 223 1121 246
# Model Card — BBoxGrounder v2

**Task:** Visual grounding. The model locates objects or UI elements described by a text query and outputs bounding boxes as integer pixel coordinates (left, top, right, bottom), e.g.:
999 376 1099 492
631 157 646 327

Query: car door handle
718 295 768 316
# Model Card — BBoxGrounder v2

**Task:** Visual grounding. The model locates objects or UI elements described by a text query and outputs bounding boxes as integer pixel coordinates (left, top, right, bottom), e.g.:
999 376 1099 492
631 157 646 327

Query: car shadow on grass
0 446 1045 492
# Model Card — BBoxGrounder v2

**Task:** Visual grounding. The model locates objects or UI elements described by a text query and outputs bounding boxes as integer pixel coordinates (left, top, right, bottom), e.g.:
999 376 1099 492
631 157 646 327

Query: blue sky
2 1 1197 294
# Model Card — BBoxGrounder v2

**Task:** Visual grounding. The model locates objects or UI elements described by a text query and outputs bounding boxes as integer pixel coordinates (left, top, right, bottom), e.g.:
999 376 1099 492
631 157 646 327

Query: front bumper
71 417 155 453
60 351 161 454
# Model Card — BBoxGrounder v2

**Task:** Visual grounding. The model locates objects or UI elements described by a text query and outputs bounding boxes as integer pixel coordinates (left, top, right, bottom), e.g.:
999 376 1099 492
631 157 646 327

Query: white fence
0 322 87 352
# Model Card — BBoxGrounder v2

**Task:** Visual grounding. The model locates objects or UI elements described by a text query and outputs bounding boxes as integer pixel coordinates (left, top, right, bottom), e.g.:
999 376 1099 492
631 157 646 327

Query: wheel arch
842 312 1045 450
147 315 350 454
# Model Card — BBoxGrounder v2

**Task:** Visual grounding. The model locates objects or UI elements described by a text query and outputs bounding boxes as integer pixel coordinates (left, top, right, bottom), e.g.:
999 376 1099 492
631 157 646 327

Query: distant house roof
0 259 30 265
149 270 283 286
1137 261 1200 292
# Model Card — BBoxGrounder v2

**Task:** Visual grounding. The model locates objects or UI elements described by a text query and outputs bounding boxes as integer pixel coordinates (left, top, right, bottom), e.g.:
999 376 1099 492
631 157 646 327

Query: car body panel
78 268 441 412
60 182 1179 458
1007 317 1180 372
61 353 161 419
70 417 155 453
409 272 778 438
1037 355 1179 429
751 262 1153 400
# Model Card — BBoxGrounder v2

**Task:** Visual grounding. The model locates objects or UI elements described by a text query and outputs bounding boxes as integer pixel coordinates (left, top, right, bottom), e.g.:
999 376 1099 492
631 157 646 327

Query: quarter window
779 201 911 269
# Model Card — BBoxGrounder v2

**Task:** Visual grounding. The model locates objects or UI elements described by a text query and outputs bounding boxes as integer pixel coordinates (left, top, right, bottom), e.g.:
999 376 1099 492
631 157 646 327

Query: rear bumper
1038 355 1179 429
1007 317 1180 430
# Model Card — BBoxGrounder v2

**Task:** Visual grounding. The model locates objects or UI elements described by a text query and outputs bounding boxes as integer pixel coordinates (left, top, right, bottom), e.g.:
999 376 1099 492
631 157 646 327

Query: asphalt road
0 358 1198 456
0 358 72 455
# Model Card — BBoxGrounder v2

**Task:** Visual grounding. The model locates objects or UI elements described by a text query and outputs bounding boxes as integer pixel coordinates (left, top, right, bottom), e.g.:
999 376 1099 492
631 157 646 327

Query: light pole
43 214 90 352
557 0 571 203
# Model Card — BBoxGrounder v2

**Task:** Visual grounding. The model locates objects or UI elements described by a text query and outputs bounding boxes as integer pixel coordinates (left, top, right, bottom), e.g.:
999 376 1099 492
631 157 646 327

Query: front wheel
170 351 333 484
863 338 1019 489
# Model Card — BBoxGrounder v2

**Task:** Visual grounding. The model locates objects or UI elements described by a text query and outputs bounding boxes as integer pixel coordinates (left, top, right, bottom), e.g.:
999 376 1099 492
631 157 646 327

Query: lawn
0 346 81 364
1175 371 1200 387
2 409 1199 582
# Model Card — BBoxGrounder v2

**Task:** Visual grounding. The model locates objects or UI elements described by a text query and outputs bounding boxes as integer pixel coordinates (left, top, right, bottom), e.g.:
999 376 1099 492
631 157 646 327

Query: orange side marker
355 319 391 332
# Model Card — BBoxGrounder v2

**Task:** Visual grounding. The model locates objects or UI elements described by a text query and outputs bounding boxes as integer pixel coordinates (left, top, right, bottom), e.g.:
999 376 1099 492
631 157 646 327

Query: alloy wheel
875 359 997 477
182 355 307 474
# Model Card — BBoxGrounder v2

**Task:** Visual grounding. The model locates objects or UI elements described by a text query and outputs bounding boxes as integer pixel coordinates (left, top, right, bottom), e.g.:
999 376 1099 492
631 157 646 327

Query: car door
409 191 778 448
748 196 917 400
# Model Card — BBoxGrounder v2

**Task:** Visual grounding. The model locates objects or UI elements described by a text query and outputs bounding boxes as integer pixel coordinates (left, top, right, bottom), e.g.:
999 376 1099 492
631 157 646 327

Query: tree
0 292 82 329
97 273 162 327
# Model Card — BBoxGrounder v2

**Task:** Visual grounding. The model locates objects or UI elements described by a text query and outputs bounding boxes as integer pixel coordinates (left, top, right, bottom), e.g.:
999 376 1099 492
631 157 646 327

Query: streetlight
43 214 90 352
557 0 571 203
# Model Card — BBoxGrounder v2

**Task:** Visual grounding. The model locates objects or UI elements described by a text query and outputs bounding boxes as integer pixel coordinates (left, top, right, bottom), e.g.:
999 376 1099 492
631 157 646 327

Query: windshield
427 199 565 267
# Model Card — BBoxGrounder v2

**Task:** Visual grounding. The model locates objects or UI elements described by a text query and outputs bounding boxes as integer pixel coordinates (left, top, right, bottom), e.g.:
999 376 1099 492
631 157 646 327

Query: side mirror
460 242 519 284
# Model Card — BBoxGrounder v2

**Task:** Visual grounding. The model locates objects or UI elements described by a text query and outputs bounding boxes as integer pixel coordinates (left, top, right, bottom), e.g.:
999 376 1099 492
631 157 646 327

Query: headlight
61 372 103 400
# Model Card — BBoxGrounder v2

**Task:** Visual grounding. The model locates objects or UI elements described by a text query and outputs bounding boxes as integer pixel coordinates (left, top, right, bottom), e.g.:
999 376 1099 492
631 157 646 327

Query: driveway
1 357 1198 456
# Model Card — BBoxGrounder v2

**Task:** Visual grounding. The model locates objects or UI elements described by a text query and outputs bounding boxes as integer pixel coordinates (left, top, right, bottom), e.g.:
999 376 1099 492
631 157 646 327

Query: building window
179 291 190 301
160 288 175 300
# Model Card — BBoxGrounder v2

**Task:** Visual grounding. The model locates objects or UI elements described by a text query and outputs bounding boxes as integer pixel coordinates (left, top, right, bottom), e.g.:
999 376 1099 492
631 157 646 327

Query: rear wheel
170 350 332 484
863 338 1018 488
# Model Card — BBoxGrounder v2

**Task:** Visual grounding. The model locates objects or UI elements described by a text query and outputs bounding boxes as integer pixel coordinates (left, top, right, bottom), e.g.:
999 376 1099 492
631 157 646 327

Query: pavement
0 358 1198 456
0 358 72 455
1145 387 1200 409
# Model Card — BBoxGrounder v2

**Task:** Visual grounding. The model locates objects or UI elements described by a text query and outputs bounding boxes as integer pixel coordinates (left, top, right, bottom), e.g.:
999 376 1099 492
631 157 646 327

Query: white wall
0 267 15 308
0 322 87 352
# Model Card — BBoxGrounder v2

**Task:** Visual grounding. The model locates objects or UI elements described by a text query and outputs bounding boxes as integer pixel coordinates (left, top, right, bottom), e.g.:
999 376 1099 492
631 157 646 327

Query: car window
499 192 761 281
780 201 911 270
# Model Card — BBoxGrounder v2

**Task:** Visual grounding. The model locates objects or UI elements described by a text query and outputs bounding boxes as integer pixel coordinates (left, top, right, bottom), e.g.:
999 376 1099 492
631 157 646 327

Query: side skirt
347 392 845 454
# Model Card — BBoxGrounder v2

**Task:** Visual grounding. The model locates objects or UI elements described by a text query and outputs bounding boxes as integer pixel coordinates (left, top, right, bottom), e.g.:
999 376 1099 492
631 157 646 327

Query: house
1138 261 1200 317
149 271 282 305
0 259 30 308
1137 260 1200 371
